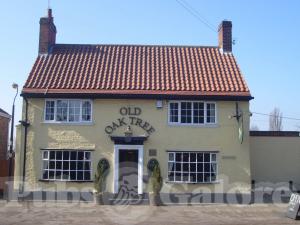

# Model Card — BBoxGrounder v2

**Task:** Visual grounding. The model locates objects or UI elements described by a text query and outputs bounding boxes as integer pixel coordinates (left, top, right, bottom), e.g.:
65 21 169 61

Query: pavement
0 201 299 225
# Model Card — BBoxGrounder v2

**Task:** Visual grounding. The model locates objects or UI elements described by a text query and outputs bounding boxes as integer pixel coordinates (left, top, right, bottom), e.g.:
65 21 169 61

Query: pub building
14 9 255 203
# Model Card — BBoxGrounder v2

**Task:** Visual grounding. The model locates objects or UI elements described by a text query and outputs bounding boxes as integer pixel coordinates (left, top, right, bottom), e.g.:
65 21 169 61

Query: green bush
150 164 163 194
94 158 110 194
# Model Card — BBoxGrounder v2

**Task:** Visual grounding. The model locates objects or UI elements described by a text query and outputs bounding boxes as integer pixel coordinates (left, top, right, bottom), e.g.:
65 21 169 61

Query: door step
109 193 149 205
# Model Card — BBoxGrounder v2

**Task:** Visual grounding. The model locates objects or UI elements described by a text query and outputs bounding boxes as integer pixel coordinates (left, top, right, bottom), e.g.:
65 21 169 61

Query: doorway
113 145 144 195
119 149 138 195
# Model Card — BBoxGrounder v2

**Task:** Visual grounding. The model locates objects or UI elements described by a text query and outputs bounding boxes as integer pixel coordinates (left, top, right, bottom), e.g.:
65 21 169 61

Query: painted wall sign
105 107 155 136
286 193 300 220
119 107 142 116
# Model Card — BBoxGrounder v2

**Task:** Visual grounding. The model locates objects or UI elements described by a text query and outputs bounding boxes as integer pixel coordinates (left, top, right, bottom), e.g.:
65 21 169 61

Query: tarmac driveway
0 201 298 225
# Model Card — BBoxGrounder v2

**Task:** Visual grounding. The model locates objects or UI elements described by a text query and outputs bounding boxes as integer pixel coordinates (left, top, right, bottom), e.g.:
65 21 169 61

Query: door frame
113 144 144 195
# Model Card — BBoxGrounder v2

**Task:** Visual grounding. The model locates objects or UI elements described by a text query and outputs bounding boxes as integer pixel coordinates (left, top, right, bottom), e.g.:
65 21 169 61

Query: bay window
44 99 92 123
168 151 217 183
168 101 216 125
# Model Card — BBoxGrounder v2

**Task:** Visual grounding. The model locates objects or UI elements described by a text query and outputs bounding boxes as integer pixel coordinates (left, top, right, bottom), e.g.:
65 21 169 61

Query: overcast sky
1 0 300 130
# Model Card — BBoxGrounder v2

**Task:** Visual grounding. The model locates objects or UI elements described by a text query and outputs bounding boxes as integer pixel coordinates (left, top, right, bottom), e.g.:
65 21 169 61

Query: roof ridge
54 43 220 49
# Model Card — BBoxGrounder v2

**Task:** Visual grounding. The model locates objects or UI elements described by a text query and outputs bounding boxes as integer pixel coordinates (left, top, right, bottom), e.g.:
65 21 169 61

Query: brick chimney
39 9 57 54
218 20 232 52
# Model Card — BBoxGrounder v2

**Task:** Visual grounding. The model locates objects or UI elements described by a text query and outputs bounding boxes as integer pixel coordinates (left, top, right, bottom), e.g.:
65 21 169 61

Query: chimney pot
218 20 232 52
48 8 52 19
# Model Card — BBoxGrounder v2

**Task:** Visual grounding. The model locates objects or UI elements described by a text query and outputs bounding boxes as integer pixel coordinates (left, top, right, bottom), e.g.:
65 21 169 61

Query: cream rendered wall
14 98 251 194
250 136 300 190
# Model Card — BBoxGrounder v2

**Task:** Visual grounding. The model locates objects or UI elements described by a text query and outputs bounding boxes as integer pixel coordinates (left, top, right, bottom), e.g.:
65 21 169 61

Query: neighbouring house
0 108 11 197
14 9 300 204
250 131 300 191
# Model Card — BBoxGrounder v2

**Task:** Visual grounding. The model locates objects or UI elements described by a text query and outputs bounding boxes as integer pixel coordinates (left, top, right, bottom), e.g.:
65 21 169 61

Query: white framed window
41 150 92 181
45 100 55 121
167 151 217 183
168 101 217 125
206 103 216 124
44 99 92 123
169 102 179 122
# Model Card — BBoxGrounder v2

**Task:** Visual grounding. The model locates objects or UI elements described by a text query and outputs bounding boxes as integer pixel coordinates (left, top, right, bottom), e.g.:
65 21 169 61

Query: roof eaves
21 88 254 101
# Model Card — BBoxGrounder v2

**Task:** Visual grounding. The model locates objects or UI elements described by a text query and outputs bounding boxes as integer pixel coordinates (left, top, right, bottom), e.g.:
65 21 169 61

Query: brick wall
0 116 10 194
0 116 9 160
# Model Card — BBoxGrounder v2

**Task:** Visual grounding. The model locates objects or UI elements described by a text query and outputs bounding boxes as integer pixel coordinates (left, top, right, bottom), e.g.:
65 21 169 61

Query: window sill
168 123 219 128
165 180 220 185
39 179 94 183
41 122 94 126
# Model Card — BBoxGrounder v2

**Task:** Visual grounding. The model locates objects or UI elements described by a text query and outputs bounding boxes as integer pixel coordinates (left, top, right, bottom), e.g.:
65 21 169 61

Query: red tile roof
23 44 252 99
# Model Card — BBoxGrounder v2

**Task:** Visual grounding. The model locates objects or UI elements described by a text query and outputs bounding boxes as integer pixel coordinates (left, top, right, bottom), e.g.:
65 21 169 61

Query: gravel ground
0 201 299 225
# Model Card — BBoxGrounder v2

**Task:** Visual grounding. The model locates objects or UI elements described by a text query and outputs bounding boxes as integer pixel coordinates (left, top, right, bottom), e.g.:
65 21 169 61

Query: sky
1 0 300 130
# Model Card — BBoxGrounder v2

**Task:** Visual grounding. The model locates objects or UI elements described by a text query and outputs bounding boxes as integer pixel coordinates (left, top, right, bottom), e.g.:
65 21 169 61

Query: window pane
42 170 48 179
197 173 203 183
168 162 175 172
193 102 204 124
77 171 83 181
190 153 196 162
84 162 91 171
69 100 81 122
206 103 216 124
168 172 175 181
190 173 197 182
43 161 49 170
70 171 76 180
84 171 91 180
63 161 69 170
82 101 92 122
78 152 84 160
62 171 70 180
204 153 210 162
49 161 55 169
49 171 55 180
70 151 77 160
175 163 181 172
211 162 217 182
43 151 49 160
70 161 76 170
197 153 203 162
77 161 84 170
190 163 196 172
169 152 175 161
175 173 182 182
84 152 91 160
169 103 179 123
45 101 55 121
182 163 189 172
197 163 204 172
183 173 189 182
56 161 62 170
50 151 55 160
56 100 68 121
204 173 210 182
56 171 62 180
211 153 216 162
63 151 70 160
56 151 62 160
182 153 189 162
175 153 182 161
181 102 192 123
